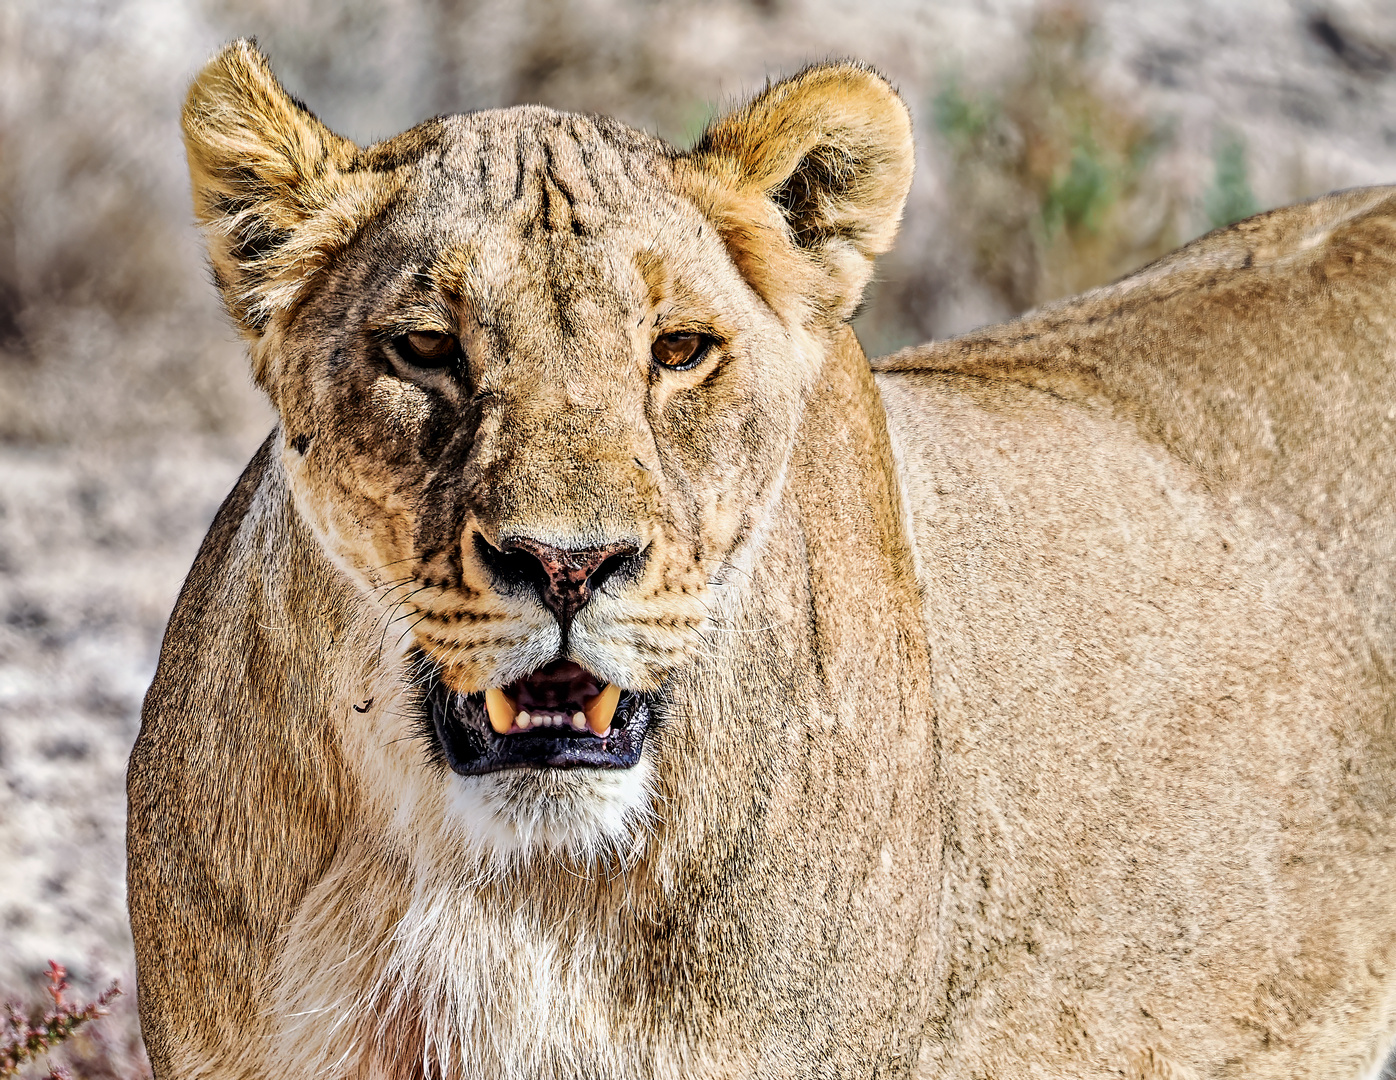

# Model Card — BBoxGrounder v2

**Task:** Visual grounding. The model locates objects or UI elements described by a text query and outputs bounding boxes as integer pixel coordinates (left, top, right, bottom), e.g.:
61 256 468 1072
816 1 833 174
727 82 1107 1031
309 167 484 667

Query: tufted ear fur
183 40 381 376
682 63 914 327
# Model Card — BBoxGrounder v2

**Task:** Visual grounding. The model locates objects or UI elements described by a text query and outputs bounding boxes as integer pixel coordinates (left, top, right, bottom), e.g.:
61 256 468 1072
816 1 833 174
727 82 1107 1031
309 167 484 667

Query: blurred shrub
1 964 148 1079
932 5 1182 312
1205 130 1260 229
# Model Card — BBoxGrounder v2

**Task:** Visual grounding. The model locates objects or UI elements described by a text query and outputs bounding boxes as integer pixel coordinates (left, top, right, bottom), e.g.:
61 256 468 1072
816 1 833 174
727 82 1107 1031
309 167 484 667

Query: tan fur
129 39 1396 1079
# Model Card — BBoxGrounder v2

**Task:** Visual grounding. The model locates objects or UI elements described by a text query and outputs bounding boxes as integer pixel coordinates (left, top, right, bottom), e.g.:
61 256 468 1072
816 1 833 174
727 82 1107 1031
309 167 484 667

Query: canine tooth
584 684 621 737
572 711 586 730
517 710 532 730
485 688 517 734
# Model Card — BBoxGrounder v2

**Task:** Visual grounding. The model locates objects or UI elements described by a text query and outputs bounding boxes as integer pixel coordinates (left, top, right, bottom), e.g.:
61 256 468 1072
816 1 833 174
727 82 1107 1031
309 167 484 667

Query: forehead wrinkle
434 108 670 232
541 134 597 221
399 111 688 316
397 112 691 384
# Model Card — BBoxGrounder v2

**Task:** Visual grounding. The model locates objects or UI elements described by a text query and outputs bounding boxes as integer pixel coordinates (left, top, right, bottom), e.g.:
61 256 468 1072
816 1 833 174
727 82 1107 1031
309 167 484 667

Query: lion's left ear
183 40 383 368
683 63 914 326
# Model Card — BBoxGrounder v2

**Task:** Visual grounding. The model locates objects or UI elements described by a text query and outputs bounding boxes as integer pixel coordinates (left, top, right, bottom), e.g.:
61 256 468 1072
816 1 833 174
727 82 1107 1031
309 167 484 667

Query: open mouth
424 660 651 774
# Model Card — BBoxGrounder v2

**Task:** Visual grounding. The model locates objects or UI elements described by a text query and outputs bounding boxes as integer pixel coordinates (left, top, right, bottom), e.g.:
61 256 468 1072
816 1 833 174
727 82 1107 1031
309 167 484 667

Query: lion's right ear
183 41 375 360
682 63 914 330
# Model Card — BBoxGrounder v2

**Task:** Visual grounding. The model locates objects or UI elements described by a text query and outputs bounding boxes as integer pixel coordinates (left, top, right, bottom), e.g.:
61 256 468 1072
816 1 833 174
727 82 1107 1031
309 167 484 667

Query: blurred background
3 0 1396 1070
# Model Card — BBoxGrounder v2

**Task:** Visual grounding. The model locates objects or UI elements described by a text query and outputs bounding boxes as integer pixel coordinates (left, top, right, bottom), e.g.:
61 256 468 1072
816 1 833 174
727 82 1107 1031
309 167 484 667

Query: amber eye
393 330 460 369
651 332 714 371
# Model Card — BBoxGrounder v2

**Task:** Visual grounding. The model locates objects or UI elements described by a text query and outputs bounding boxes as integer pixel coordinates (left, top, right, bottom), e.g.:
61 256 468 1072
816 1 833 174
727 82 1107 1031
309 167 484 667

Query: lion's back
881 185 1396 675
874 188 1396 1074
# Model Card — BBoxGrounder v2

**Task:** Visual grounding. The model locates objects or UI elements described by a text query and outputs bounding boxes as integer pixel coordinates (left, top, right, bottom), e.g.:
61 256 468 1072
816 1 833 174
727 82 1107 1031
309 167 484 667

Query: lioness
128 39 1396 1078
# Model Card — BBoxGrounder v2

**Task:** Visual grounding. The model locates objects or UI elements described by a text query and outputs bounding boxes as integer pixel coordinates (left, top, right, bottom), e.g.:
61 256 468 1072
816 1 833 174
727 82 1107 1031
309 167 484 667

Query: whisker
372 583 446 662
394 611 435 652
375 596 414 661
388 600 432 625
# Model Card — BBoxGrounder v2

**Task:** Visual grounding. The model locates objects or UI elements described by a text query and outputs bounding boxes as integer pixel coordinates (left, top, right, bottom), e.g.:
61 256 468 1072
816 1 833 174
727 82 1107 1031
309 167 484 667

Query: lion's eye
651 332 714 371
393 331 460 369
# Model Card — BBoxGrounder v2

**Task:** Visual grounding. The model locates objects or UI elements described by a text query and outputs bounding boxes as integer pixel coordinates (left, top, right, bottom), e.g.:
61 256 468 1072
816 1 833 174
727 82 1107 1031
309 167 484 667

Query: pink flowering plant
0 963 144 1080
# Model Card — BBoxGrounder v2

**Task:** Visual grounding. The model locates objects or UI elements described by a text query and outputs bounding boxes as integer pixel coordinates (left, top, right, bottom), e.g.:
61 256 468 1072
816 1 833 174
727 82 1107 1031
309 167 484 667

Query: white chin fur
442 757 654 867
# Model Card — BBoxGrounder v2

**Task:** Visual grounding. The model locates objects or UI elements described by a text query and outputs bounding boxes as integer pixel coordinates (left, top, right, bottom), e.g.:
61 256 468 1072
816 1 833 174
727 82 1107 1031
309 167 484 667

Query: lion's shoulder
876 185 1396 526
875 184 1396 419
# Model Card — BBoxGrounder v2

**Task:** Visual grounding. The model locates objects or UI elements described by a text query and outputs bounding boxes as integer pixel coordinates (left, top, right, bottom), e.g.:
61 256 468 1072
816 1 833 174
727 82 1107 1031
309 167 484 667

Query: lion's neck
787 325 932 700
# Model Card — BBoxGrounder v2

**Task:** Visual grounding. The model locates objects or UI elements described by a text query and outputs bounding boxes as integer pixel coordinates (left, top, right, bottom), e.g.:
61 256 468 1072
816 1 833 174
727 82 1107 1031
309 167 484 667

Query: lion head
181 41 912 861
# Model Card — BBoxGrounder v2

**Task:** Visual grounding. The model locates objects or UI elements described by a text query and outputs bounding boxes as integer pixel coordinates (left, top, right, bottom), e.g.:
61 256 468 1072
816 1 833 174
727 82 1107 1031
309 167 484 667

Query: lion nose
473 534 642 627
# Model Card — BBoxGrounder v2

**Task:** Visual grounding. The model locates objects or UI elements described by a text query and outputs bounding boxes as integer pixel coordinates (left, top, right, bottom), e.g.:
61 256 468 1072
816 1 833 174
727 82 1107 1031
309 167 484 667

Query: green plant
1205 130 1260 229
932 80 993 145
933 5 1180 311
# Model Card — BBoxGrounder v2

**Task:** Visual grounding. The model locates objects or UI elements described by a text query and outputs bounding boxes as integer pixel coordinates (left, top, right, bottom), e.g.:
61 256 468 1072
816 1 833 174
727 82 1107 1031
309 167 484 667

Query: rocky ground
5 0 1396 1071
0 439 254 973
0 437 256 1071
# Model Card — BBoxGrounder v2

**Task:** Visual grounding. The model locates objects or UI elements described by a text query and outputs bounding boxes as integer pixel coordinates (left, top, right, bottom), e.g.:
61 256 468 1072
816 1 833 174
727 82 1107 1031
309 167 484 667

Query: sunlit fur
129 37 1396 1080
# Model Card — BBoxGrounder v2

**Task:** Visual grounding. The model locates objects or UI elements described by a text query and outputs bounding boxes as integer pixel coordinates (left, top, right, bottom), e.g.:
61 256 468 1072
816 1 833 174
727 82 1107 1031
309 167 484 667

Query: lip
423 679 652 774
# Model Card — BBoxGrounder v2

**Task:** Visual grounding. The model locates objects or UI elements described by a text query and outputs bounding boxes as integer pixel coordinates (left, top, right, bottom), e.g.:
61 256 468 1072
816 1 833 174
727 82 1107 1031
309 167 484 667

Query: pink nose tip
474 534 641 627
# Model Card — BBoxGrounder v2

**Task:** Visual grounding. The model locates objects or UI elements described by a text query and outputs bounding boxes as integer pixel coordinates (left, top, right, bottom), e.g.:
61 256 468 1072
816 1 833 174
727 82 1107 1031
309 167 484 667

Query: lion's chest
265 854 661 1080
